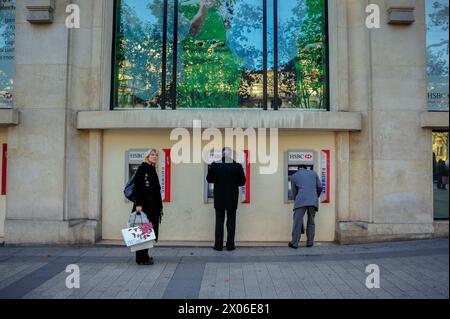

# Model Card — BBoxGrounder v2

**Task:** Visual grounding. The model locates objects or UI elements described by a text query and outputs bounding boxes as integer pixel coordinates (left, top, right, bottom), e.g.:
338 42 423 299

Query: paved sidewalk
0 238 448 299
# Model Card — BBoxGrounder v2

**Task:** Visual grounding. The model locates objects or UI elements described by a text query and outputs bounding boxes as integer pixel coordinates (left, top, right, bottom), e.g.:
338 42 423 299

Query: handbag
121 212 156 250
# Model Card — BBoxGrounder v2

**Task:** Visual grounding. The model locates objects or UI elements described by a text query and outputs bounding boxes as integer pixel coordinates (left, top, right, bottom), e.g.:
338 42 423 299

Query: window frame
110 0 330 111
432 129 449 221
425 0 449 112
0 0 16 109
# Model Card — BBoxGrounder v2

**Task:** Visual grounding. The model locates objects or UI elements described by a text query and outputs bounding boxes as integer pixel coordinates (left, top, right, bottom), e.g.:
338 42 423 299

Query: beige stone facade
0 0 448 245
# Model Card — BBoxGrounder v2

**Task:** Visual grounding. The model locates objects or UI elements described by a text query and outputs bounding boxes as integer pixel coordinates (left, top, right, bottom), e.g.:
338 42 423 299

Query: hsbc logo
129 152 146 161
288 152 315 161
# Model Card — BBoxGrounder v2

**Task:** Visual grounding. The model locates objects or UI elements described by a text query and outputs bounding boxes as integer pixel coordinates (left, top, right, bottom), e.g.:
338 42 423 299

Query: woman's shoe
142 257 155 265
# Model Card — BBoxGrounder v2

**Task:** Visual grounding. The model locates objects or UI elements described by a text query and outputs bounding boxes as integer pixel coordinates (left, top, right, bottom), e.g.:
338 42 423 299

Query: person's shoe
143 257 154 265
226 246 235 251
288 242 298 249
213 246 223 251
306 243 314 248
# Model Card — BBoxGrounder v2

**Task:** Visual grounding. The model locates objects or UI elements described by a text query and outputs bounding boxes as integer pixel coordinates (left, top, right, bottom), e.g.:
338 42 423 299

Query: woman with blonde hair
132 149 163 265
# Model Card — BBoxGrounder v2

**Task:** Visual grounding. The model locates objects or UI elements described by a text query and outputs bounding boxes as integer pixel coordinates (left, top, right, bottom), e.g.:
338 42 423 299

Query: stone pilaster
5 0 106 244
337 0 434 243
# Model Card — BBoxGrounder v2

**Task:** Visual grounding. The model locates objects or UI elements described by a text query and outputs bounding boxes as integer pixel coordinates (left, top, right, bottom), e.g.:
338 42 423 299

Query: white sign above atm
129 151 146 162
288 151 315 162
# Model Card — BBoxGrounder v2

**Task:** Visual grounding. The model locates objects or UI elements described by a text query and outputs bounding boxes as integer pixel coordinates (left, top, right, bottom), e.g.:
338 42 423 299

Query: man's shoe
306 243 314 248
288 242 298 249
226 246 235 251
213 246 223 251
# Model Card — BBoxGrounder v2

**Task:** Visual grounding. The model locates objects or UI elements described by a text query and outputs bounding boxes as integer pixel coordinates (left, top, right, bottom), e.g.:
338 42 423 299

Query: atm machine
284 149 331 204
124 148 172 202
204 149 250 204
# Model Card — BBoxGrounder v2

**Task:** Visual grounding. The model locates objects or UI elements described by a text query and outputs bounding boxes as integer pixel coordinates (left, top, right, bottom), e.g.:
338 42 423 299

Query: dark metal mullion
161 0 168 110
110 0 119 110
172 0 179 109
273 0 279 110
263 0 268 110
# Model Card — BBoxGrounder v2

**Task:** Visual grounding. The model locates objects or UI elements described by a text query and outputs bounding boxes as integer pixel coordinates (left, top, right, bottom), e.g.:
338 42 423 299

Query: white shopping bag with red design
121 212 156 250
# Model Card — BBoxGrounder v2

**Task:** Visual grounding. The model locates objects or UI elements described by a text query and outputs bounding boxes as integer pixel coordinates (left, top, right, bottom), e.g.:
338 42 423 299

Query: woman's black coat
132 162 163 239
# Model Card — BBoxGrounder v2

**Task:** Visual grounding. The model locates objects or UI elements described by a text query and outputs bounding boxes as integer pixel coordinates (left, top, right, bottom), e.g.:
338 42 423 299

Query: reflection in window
113 0 166 108
0 0 15 108
276 0 327 109
433 131 449 219
426 0 449 111
113 0 328 109
177 0 264 108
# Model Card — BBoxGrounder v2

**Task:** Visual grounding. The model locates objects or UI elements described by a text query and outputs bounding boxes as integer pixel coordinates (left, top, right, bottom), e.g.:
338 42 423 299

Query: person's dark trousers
215 209 237 249
135 214 160 263
136 249 149 263
291 206 316 247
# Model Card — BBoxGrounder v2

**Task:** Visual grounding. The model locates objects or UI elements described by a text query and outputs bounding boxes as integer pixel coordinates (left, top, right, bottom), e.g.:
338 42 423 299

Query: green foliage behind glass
177 2 243 108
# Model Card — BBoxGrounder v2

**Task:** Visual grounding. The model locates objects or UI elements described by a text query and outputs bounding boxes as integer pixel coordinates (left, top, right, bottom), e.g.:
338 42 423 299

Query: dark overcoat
206 158 246 211
132 162 163 240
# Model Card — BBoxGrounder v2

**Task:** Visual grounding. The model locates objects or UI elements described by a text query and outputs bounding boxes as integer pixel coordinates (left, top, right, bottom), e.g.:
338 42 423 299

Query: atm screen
207 164 214 199
287 166 298 200
128 164 140 180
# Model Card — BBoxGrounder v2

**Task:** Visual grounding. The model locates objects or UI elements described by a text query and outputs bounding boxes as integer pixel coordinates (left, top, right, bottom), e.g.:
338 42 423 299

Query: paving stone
253 263 277 299
146 263 178 299
229 264 246 299
242 263 262 298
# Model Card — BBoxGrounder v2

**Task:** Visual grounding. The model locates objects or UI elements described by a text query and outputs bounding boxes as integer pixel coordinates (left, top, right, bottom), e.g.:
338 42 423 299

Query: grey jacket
291 168 323 210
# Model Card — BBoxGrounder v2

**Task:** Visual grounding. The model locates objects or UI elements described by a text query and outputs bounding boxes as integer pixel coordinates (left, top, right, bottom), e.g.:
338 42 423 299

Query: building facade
0 0 448 245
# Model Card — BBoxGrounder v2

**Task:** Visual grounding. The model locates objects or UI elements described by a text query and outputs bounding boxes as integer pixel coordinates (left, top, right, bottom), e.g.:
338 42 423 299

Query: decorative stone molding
421 111 450 129
26 0 55 24
76 110 363 131
0 109 20 127
387 0 415 24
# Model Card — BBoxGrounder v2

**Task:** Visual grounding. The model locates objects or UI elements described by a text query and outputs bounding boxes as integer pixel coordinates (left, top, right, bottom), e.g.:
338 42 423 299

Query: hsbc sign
128 151 146 162
288 151 315 162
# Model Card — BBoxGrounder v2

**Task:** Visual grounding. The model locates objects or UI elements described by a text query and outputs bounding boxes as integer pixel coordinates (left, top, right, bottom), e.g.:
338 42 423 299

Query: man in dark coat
206 147 246 251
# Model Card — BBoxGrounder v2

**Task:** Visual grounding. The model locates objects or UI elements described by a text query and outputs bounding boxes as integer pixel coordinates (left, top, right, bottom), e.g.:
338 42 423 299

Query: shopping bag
130 240 154 252
121 212 156 248
121 222 156 247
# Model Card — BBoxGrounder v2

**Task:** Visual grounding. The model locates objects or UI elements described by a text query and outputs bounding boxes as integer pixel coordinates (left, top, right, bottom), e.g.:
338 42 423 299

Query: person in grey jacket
289 166 323 248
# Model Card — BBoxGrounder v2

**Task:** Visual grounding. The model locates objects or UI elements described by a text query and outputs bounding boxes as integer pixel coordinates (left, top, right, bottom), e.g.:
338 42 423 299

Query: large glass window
112 0 328 110
0 0 15 108
426 0 449 111
433 131 449 219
